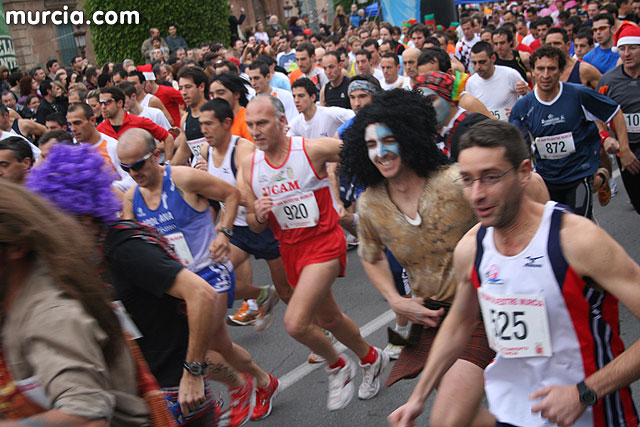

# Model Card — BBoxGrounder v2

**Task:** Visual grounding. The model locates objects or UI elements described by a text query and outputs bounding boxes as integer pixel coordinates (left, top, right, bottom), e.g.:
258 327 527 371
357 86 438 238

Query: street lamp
74 28 86 58
284 0 293 18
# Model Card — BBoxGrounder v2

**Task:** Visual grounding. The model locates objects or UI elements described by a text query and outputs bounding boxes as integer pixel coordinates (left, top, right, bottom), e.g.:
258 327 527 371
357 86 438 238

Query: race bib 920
273 191 319 230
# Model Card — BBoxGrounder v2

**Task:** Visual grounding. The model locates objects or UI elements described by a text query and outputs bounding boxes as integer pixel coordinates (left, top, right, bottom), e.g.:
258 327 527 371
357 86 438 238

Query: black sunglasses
120 151 153 172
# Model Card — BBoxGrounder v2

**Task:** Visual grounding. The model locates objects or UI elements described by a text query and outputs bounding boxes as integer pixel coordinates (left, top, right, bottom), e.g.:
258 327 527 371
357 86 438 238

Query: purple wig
26 143 122 223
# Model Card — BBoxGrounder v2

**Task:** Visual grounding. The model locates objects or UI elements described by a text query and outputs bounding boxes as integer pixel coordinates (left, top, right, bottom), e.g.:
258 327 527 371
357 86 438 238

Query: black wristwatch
577 380 598 406
220 227 233 238
183 361 208 376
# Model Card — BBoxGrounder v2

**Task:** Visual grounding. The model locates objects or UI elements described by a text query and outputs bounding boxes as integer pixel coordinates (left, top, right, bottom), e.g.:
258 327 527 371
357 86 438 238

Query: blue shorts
196 261 236 308
229 225 280 261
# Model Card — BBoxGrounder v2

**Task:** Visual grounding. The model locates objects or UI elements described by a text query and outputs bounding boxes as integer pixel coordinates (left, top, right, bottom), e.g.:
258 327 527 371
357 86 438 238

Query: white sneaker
308 330 335 364
358 347 389 400
326 356 356 411
383 342 403 360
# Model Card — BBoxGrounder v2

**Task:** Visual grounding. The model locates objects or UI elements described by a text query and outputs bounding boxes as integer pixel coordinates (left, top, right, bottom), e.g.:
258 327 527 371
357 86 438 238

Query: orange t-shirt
231 107 253 142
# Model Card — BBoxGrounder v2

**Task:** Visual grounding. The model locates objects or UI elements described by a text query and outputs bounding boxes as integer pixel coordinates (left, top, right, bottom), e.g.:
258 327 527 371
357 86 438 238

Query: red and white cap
615 22 640 48
136 64 155 81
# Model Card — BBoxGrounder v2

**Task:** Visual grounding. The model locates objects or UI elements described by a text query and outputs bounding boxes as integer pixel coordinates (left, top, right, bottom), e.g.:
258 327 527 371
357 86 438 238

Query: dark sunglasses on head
120 151 153 172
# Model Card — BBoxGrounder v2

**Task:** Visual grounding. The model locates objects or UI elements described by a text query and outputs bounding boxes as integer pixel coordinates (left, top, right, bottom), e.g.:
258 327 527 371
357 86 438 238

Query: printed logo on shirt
136 207 146 218
485 264 505 285
541 113 566 126
524 255 544 268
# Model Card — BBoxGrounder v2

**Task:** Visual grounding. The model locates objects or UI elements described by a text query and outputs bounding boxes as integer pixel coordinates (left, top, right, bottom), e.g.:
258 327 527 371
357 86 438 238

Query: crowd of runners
2 0 640 426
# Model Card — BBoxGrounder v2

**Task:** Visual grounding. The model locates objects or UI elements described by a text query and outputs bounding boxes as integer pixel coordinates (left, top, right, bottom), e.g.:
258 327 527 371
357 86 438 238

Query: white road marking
279 309 396 391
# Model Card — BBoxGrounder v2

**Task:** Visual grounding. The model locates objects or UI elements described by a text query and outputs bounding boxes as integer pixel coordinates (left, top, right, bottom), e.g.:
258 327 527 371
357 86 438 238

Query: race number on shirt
478 288 552 358
272 191 319 230
624 113 640 133
534 132 576 160
187 137 206 159
165 232 195 266
490 108 508 121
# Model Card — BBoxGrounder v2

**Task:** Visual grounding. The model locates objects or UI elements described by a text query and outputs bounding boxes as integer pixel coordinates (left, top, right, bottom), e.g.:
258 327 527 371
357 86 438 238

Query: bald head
118 128 156 155
402 48 421 81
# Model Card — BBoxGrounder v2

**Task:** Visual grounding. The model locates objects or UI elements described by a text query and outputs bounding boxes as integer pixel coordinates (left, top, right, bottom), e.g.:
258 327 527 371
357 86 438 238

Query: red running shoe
250 374 280 420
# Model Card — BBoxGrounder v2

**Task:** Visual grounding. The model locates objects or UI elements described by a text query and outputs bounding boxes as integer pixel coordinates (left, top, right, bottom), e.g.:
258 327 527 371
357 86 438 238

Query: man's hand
178 372 206 416
209 234 230 262
515 81 529 96
194 159 207 171
388 398 425 427
620 148 640 175
530 384 586 427
254 190 273 224
390 296 444 327
603 137 620 154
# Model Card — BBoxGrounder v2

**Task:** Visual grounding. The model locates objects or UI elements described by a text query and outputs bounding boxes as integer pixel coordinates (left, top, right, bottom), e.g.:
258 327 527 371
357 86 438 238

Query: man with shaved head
402 47 421 85
118 128 281 424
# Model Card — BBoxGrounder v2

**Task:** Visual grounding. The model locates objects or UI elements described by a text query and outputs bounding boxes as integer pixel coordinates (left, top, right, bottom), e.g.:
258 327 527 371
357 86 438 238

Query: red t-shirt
516 43 533 54
154 85 185 126
529 39 541 51
97 112 169 141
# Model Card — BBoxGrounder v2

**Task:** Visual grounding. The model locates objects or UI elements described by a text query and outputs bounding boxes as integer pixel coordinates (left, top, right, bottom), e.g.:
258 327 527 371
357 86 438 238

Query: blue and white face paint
416 87 450 127
365 123 401 164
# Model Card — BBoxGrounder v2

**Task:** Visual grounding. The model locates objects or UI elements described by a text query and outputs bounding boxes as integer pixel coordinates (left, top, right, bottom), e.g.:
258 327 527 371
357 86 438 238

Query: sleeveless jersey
472 202 638 427
207 135 247 226
140 93 152 108
132 165 217 272
495 49 528 82
567 60 582 84
250 136 339 245
182 107 206 162
324 77 351 109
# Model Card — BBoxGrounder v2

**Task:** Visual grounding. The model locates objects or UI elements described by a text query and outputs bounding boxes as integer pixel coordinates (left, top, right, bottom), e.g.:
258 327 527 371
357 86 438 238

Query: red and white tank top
250 136 339 245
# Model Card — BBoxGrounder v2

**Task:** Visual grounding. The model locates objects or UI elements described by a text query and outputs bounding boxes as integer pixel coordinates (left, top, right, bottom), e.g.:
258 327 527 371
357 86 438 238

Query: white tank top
207 135 247 227
250 136 339 245
140 93 152 107
473 201 636 426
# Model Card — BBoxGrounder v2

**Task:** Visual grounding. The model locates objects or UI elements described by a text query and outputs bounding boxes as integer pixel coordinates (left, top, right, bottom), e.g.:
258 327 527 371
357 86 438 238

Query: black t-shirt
104 226 187 388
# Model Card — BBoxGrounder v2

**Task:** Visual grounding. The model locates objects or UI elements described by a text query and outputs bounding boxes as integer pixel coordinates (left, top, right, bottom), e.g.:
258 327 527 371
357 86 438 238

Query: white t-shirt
522 33 536 46
270 86 299 123
287 106 354 139
379 75 412 91
138 105 171 130
455 35 481 73
464 65 524 111
0 130 40 161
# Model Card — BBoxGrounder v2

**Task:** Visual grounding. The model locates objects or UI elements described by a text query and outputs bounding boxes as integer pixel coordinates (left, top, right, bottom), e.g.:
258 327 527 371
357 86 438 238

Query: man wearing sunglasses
583 13 620 74
97 86 175 162
118 128 279 424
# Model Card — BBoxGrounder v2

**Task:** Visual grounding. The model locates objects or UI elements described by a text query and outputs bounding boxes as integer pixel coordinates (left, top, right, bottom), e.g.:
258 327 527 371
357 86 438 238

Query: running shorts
196 261 236 308
279 225 347 288
230 225 281 260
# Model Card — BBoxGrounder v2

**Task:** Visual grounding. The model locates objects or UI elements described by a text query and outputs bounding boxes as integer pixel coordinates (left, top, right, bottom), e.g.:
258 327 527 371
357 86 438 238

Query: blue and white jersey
509 82 619 184
133 165 217 272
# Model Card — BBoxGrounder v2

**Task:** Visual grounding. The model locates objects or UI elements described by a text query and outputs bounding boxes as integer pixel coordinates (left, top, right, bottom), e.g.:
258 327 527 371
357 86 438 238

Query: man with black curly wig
340 88 496 427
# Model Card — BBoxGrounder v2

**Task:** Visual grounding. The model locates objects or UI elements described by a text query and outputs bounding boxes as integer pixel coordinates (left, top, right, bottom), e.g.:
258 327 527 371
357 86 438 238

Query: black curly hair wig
340 88 449 188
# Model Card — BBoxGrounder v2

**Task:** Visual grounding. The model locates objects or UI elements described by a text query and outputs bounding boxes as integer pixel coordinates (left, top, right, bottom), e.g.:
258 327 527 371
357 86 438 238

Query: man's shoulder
600 64 624 84
495 65 523 79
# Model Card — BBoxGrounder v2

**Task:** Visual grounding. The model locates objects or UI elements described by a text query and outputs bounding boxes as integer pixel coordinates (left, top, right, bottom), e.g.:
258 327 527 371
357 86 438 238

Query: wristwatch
183 361 208 376
577 381 598 406
220 227 233 238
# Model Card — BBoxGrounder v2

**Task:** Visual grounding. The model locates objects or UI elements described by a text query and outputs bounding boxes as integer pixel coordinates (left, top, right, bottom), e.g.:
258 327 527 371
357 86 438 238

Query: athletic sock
359 346 378 365
256 286 269 304
328 355 346 370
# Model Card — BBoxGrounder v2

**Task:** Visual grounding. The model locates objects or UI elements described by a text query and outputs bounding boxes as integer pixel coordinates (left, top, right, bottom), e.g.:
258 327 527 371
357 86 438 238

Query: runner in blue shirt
583 13 620 74
510 46 626 219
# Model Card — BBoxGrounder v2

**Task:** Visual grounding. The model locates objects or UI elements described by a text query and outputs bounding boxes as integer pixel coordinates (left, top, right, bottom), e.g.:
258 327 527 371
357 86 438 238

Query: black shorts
385 248 410 297
230 225 280 260
545 175 594 219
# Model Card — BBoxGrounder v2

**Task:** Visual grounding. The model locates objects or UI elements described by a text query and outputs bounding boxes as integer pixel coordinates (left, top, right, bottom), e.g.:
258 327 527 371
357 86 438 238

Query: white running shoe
383 342 403 360
358 347 389 400
326 356 356 411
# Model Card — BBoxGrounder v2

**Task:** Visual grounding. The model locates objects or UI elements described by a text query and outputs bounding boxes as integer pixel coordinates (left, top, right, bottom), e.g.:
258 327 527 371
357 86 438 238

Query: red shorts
279 225 346 288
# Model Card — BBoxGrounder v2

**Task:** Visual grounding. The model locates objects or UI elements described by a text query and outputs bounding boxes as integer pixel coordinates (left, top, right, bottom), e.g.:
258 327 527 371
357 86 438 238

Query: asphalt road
218 172 640 427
